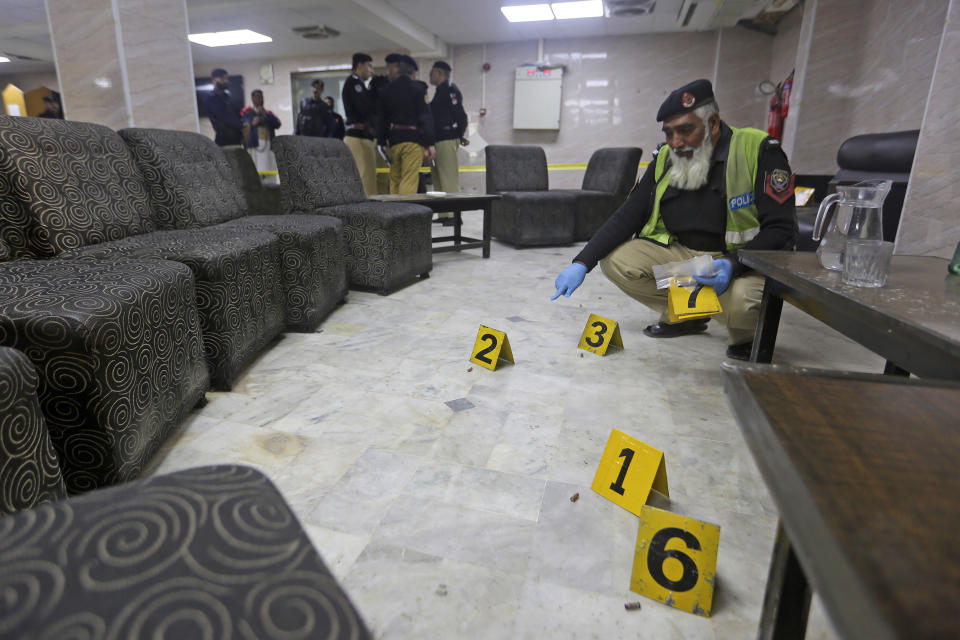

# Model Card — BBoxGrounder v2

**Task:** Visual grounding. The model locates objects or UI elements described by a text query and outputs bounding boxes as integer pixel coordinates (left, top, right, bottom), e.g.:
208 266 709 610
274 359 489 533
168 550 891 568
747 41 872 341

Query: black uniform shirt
342 73 376 139
431 80 468 142
376 75 435 147
574 122 796 276
205 88 244 146
295 97 336 138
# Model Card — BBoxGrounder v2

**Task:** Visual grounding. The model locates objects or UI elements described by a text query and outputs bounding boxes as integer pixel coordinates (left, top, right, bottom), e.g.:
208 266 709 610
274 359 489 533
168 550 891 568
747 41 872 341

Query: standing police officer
552 79 796 360
342 52 378 195
377 55 435 194
295 79 337 138
205 68 247 147
429 60 468 220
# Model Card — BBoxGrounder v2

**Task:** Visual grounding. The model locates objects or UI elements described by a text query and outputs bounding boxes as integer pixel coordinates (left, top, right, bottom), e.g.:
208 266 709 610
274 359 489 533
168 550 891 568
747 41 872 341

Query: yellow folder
667 279 722 323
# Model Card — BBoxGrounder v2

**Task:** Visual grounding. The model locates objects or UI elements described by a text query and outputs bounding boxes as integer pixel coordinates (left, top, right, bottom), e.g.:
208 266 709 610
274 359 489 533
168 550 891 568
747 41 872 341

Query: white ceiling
0 0 780 76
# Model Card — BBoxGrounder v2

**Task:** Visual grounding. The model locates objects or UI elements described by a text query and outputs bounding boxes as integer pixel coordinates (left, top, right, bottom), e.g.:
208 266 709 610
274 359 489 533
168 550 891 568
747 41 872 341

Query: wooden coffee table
369 193 500 258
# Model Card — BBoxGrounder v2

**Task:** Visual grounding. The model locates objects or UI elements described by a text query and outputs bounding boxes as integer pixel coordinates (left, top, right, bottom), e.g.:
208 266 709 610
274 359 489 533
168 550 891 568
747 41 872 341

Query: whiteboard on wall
513 66 563 130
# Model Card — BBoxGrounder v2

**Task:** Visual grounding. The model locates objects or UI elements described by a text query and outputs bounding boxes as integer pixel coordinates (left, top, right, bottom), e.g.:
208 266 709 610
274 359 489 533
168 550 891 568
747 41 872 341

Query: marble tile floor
147 215 881 639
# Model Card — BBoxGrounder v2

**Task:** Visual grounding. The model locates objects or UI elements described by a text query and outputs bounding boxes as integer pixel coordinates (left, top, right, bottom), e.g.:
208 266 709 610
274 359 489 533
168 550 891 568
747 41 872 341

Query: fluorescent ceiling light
551 0 604 19
500 4 555 22
0 56 11 63
188 29 272 47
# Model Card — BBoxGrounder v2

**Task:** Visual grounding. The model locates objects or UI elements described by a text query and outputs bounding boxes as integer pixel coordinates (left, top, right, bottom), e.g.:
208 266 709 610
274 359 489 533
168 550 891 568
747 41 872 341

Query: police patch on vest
764 169 794 204
355 84 362 92
729 191 755 210
451 97 458 105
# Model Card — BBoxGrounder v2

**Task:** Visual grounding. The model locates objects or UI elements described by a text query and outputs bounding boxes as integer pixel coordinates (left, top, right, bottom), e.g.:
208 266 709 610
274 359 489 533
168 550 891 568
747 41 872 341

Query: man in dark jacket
324 97 346 139
376 55 435 194
204 68 247 146
551 79 796 360
429 60 468 220
342 52 379 194
295 79 336 138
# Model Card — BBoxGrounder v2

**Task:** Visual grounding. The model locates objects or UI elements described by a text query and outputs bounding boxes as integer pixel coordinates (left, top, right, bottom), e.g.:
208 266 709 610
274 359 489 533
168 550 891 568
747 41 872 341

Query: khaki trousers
599 238 765 345
345 136 377 196
389 142 423 194
431 138 460 218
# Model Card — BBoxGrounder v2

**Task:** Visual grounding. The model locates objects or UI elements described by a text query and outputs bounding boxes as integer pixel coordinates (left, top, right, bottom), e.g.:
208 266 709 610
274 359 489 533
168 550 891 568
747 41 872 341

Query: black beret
352 52 372 67
656 79 715 122
211 68 228 77
402 55 419 71
385 53 403 63
432 60 451 72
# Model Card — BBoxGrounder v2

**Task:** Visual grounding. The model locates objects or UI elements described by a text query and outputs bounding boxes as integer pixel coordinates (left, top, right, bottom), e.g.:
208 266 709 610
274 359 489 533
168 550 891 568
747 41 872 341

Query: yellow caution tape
260 161 648 176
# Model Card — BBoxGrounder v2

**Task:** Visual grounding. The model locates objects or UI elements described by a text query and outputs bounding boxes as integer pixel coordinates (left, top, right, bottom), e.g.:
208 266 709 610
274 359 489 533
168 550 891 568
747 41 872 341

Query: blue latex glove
551 263 588 300
692 258 733 295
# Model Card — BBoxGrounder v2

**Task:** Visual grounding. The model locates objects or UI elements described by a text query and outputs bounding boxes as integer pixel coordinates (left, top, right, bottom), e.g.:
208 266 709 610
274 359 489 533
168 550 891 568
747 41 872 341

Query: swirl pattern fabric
0 347 66 515
273 136 366 209
218 215 348 331
0 259 209 494
0 465 372 640
118 128 248 229
221 147 283 216
0 115 156 260
310 202 433 291
272 137 433 290
62 231 285 390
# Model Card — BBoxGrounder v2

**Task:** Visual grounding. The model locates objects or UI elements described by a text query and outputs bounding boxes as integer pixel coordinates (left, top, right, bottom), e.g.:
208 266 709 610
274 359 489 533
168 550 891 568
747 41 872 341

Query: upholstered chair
557 147 644 241
0 465 373 639
119 128 348 332
484 145 578 246
221 146 283 215
273 135 433 292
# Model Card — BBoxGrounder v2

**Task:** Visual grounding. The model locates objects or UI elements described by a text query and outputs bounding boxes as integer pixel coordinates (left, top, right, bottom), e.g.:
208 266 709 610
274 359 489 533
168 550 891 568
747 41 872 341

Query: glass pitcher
811 179 892 270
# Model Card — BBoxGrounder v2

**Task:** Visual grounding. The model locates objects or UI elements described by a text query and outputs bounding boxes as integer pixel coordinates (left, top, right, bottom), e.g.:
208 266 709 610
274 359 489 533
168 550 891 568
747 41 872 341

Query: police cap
352 52 372 67
402 55 419 71
385 53 403 64
656 78 715 122
432 60 451 72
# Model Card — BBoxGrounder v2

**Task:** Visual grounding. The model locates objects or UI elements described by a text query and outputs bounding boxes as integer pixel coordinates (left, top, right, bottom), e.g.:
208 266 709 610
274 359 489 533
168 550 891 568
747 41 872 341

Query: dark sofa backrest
0 115 156 259
581 147 644 198
119 128 248 229
485 145 548 192
272 136 366 212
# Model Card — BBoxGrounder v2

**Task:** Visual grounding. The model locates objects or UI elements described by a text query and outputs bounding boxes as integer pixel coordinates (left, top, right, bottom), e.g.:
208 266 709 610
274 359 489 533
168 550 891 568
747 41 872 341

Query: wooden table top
724 363 960 640
740 251 960 378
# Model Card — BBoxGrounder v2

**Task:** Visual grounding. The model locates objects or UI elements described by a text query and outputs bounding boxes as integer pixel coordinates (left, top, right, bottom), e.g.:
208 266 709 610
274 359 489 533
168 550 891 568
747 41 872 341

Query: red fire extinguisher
767 82 783 140
780 70 794 120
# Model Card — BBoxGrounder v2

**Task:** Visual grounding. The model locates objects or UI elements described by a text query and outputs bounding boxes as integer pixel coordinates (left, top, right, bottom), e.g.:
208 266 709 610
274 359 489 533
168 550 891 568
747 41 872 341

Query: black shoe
642 319 709 338
725 341 754 361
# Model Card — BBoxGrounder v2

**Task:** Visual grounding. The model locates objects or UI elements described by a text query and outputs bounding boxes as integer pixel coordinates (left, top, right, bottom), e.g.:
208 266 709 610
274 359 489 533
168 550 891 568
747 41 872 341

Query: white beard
668 134 714 190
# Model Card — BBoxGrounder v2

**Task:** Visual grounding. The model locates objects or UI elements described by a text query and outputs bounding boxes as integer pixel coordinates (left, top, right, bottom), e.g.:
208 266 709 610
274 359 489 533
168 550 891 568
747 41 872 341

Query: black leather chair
0 346 67 515
485 145 578 246
796 130 919 251
0 465 372 639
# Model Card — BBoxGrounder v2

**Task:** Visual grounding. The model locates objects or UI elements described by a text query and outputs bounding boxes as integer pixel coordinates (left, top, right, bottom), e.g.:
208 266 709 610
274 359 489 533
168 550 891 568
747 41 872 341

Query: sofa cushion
0 258 209 492
0 346 67 514
0 115 156 259
222 147 282 215
485 145 548 192
273 136 366 210
491 190 577 246
119 128 249 229
581 147 643 196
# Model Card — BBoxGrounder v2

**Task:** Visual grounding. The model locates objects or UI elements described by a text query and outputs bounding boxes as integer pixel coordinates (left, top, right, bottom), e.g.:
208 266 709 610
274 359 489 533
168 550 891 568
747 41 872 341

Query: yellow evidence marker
577 313 624 356
631 505 720 617
591 428 668 516
667 279 722 323
469 325 515 371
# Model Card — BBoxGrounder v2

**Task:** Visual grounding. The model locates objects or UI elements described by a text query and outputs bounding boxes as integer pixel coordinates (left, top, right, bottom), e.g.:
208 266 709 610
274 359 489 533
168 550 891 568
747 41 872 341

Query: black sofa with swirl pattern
273 135 433 292
0 465 372 638
0 346 67 515
0 258 209 494
117 128 348 332
0 115 286 391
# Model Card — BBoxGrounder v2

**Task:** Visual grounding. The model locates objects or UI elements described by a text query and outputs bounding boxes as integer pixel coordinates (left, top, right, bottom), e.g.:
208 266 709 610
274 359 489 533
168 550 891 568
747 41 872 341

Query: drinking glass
842 239 894 287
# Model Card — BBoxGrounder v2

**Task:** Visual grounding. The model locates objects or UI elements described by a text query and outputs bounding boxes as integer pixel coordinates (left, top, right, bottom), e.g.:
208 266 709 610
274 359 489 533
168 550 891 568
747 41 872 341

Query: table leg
751 278 783 364
482 204 491 259
883 361 910 376
758 521 812 640
454 209 462 247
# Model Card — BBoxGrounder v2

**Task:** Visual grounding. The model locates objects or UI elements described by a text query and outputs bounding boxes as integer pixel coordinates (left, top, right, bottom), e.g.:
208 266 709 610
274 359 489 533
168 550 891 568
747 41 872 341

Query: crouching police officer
551 79 796 360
